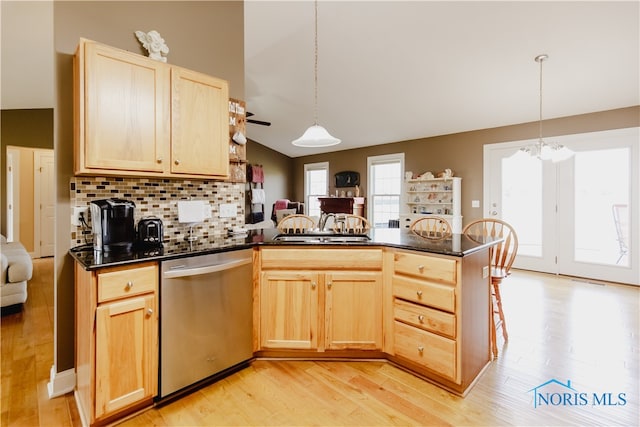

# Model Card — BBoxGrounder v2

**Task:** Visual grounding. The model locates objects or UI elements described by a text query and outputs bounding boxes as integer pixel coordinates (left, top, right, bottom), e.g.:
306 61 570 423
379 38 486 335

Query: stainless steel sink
274 233 370 243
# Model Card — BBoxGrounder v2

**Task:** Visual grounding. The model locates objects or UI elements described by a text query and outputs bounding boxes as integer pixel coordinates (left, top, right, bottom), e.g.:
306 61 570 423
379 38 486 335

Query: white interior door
484 128 639 285
34 149 55 257
6 148 20 242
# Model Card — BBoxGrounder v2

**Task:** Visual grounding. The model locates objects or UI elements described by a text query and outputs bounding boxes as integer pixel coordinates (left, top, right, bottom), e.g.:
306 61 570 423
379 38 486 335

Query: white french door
484 128 639 285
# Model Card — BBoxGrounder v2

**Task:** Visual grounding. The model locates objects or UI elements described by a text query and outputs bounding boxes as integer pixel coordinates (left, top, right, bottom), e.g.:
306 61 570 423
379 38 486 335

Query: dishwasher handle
163 257 252 279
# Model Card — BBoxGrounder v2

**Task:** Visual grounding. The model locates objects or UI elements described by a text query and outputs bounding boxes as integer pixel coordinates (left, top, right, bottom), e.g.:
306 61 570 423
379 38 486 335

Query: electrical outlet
72 206 89 226
219 203 237 218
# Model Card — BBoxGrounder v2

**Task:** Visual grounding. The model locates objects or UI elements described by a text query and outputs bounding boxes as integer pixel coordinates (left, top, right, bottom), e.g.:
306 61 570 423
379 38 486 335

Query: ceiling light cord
314 0 319 126
291 0 340 147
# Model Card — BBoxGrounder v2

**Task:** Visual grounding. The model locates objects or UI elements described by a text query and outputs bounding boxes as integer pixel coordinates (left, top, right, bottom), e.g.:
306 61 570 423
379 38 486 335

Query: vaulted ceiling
244 1 639 157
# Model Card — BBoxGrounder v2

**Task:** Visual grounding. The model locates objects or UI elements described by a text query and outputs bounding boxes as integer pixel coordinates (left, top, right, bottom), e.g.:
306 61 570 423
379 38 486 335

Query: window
367 153 404 228
304 162 329 217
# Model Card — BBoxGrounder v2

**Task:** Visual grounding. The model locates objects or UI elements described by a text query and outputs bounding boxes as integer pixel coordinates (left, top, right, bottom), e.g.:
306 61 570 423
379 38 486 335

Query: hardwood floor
1 258 79 426
2 258 638 426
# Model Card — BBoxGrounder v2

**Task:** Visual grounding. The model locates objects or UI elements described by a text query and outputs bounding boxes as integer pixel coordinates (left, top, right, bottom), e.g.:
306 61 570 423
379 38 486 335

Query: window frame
367 153 405 228
304 161 329 218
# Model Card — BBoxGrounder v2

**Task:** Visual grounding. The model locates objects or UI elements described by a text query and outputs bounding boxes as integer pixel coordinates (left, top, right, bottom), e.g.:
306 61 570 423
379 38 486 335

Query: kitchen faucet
318 212 346 233
318 212 335 231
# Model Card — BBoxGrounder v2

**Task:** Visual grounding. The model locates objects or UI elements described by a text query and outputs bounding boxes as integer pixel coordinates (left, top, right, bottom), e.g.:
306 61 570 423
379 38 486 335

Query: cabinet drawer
393 275 455 312
97 263 158 303
261 248 383 270
394 321 456 381
394 298 455 339
394 251 457 284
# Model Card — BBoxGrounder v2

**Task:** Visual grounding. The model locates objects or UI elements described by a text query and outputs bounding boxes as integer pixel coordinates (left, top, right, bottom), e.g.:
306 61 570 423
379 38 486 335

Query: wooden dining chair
463 218 518 359
409 216 452 239
333 214 371 234
277 214 316 234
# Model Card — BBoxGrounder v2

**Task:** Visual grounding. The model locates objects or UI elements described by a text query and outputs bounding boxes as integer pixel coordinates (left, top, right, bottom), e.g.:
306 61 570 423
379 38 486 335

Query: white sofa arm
1 242 33 284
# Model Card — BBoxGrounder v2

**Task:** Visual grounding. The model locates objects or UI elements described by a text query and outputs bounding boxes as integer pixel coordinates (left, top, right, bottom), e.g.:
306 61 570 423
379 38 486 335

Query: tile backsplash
70 176 245 247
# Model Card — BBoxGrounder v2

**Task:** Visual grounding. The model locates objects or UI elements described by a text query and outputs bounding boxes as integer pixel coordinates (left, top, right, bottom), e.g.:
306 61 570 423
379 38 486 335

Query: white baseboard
47 365 76 398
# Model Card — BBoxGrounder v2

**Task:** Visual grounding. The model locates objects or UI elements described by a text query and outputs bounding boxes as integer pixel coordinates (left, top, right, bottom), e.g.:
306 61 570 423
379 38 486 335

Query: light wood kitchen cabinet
170 67 229 176
256 248 383 352
260 271 320 350
325 271 382 350
388 248 490 394
74 38 229 179
75 261 158 426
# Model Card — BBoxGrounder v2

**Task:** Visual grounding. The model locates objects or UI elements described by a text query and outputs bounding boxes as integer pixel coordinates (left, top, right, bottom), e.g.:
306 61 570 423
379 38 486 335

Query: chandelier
292 0 341 147
514 54 574 162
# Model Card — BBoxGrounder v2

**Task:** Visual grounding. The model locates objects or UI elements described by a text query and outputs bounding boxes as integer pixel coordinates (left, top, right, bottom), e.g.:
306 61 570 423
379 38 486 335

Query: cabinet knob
125 281 133 290
311 282 316 289
146 308 154 316
417 346 424 353
416 290 423 297
327 281 332 289
174 159 180 165
418 315 425 323
418 265 425 273
157 157 163 164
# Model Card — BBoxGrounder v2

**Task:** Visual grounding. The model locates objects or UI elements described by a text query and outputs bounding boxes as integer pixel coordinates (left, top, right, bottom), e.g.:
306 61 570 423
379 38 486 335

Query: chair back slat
277 214 316 234
409 216 452 239
463 218 518 278
334 214 371 234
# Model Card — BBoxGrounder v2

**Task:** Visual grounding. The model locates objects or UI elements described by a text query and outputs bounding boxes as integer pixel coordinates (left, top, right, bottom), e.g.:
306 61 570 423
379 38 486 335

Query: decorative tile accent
70 176 245 247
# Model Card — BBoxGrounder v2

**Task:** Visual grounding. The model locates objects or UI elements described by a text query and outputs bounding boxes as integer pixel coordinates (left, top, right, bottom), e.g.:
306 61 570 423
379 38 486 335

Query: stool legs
491 281 508 359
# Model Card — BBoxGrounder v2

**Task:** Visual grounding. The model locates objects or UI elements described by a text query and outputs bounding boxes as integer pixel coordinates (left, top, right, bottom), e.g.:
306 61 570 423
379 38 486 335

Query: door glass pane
574 148 630 266
502 156 543 257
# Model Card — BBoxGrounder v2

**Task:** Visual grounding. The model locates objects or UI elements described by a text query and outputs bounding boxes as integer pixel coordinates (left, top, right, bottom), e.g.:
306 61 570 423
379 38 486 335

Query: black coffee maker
90 199 136 252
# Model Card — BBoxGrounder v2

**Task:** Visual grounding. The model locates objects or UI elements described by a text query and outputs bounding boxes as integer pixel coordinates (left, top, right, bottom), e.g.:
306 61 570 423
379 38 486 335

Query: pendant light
514 54 574 162
292 0 341 147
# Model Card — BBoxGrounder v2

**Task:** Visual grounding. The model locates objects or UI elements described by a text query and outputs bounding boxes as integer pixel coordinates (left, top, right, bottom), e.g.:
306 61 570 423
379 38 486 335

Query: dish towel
250 165 264 183
251 188 266 204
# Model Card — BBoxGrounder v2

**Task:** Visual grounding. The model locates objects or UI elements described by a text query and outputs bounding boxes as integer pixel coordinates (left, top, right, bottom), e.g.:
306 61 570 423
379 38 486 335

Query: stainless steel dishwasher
159 249 253 400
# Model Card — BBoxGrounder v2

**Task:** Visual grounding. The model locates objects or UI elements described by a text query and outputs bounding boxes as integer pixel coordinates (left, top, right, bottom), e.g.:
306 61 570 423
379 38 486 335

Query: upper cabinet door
171 67 229 178
79 40 170 173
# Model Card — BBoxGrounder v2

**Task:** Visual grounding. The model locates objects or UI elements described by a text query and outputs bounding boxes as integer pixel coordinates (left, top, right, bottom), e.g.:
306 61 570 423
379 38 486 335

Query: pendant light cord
313 0 319 126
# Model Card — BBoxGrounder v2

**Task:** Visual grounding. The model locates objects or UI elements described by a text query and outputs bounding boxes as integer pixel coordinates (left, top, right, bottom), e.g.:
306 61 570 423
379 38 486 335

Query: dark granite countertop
70 227 499 270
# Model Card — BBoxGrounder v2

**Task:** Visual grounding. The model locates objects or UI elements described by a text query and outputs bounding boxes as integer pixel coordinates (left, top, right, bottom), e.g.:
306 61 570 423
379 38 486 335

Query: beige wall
246 139 294 222
53 1 244 372
293 106 640 224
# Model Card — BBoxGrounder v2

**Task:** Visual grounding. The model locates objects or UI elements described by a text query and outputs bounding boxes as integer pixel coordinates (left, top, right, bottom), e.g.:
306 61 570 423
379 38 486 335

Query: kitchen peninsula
71 228 496 425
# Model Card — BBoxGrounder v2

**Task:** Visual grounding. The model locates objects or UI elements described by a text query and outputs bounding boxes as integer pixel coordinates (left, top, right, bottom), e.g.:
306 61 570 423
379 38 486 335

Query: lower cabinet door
325 271 382 350
394 321 457 382
95 294 157 419
260 271 320 350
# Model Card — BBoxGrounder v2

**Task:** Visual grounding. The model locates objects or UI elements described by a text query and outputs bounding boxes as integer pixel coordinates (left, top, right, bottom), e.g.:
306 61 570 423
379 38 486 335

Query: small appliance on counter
137 217 164 248
90 199 136 252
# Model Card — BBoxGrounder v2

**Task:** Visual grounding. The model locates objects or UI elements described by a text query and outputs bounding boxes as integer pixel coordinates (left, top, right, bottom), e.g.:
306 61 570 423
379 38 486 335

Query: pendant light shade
292 125 341 147
292 0 341 147
512 54 574 162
